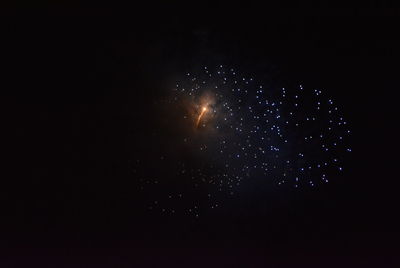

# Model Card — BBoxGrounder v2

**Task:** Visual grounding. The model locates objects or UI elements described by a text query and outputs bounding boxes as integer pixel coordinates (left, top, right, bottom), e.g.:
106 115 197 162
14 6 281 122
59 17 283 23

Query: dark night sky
1 3 400 267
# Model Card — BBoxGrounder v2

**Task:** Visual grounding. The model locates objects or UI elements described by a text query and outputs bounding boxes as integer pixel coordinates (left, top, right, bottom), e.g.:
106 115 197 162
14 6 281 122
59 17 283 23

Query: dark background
1 2 399 267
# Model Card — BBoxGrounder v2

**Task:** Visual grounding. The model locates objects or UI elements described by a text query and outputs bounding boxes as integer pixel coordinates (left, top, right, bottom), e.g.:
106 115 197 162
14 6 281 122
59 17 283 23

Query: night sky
1 3 400 267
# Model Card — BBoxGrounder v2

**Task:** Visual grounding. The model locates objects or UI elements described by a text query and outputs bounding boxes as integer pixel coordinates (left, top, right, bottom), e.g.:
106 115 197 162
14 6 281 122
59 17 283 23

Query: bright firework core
196 106 208 128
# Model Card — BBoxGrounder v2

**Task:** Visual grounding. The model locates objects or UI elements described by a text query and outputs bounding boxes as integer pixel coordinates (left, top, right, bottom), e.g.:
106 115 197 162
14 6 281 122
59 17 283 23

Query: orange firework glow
196 106 208 127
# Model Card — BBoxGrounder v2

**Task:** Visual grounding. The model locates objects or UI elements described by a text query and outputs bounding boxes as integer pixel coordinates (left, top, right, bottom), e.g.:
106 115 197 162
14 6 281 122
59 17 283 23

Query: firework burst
134 65 352 217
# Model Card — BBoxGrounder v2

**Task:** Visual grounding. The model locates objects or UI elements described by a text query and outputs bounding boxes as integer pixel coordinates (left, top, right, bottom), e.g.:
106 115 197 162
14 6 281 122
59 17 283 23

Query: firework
135 65 351 216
